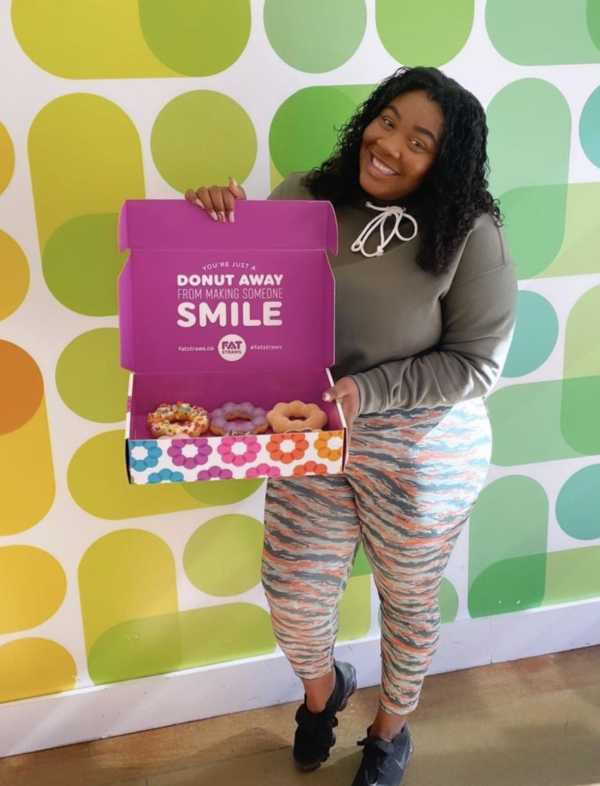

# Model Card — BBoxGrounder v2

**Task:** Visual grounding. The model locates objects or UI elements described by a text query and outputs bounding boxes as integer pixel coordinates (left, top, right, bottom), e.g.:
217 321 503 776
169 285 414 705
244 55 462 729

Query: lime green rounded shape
469 476 548 591
468 554 546 618
42 214 126 316
439 578 459 623
56 328 129 423
139 0 251 76
270 87 358 179
589 1 600 51
88 603 276 684
184 514 264 596
487 0 600 66
564 285 600 379
376 0 474 67
264 0 366 73
151 91 257 193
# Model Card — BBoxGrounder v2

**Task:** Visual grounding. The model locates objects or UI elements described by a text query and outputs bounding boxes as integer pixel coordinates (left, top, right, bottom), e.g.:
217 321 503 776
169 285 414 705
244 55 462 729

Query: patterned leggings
262 399 492 715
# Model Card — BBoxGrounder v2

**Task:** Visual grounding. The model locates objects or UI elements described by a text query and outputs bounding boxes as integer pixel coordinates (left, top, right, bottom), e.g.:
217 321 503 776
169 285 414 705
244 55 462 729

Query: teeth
371 155 396 175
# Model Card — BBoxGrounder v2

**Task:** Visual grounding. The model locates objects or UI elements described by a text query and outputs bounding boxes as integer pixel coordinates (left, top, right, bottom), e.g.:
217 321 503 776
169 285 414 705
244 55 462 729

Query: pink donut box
118 199 348 484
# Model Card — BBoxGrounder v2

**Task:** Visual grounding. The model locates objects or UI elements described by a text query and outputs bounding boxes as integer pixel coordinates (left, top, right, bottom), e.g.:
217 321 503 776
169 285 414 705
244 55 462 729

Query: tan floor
1 646 599 786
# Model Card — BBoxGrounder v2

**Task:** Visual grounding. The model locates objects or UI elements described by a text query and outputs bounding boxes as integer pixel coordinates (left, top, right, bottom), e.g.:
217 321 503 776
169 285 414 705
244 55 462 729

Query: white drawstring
351 202 418 258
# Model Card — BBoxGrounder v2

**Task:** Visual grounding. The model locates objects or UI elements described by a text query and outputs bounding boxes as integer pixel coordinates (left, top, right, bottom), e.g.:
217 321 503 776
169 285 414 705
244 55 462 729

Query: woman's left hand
323 377 361 433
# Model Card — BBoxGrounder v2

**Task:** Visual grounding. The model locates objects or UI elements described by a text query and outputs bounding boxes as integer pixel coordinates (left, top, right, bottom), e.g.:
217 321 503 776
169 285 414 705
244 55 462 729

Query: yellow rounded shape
0 398 55 535
29 93 145 250
12 0 176 78
79 529 178 654
0 547 66 633
0 638 76 702
0 120 15 194
0 231 29 321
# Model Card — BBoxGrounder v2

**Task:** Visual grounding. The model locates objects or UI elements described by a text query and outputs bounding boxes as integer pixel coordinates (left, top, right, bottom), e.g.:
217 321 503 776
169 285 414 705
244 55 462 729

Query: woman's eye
411 139 425 150
382 116 393 128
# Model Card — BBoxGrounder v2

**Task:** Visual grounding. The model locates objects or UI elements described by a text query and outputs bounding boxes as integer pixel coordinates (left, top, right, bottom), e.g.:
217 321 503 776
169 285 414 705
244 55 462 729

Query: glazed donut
148 402 209 438
210 401 268 436
267 400 328 433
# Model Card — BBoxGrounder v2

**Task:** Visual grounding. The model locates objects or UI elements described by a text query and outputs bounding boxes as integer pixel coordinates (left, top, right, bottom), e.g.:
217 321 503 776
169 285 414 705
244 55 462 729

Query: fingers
222 189 237 224
191 187 217 221
185 180 246 223
228 176 246 200
184 189 202 207
323 380 348 404
323 378 360 435
208 186 227 222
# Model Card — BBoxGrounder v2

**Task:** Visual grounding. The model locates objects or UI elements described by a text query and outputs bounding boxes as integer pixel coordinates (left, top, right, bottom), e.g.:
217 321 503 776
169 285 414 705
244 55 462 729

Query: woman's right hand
184 177 246 223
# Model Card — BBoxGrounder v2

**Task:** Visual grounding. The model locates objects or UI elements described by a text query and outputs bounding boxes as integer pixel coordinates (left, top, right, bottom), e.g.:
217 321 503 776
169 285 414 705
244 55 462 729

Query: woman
185 66 517 786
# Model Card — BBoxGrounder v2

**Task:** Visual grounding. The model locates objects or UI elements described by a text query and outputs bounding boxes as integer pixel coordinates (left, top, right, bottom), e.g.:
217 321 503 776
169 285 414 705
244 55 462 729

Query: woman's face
359 90 444 204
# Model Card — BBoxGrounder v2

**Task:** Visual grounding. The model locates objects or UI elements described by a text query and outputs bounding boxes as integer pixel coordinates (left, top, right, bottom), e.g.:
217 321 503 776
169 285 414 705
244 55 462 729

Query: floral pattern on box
128 430 345 484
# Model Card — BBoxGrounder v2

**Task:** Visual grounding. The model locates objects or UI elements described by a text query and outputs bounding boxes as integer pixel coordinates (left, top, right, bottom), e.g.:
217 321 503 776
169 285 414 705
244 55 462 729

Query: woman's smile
367 151 402 178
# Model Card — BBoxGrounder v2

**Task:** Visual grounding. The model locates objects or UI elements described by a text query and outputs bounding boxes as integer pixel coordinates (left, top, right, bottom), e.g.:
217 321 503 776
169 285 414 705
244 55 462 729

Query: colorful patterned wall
1 0 599 706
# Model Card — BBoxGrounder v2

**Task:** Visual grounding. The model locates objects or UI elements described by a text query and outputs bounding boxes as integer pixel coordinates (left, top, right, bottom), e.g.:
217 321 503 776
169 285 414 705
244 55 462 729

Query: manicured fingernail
218 212 226 223
194 199 205 209
227 211 235 224
229 176 239 188
322 393 332 402
209 211 218 221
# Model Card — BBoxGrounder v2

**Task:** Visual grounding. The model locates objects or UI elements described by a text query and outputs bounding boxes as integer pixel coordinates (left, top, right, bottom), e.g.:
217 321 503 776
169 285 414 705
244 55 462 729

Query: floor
1 646 599 786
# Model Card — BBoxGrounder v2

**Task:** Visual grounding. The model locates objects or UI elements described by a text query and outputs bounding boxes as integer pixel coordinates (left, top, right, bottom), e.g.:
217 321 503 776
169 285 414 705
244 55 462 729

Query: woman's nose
377 135 403 162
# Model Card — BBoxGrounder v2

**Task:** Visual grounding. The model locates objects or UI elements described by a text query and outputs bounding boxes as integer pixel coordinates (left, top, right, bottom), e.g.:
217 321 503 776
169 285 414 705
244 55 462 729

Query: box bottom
125 369 346 484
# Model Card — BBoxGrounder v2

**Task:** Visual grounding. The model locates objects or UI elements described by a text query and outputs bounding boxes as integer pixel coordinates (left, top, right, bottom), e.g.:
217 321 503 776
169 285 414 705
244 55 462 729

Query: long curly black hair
303 66 501 275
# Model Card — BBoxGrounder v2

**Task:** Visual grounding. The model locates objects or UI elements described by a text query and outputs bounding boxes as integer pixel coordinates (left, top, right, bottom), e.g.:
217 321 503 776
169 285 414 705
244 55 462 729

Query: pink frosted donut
210 401 268 436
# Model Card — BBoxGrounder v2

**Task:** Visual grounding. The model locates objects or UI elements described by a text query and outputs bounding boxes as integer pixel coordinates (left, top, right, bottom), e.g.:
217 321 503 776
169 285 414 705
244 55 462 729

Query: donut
210 401 268 436
267 400 328 433
148 402 209 438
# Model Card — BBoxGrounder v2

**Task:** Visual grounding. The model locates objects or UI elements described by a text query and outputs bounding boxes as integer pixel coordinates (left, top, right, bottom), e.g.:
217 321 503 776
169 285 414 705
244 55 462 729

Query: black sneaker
293 661 357 772
351 724 414 786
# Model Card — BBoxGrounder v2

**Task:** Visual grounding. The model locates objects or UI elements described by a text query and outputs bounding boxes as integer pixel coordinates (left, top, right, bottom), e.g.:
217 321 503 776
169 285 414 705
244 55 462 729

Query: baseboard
2 598 599 758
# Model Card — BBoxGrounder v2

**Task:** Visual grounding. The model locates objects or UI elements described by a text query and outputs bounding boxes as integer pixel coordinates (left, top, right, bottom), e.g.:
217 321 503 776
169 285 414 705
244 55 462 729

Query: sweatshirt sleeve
351 218 518 413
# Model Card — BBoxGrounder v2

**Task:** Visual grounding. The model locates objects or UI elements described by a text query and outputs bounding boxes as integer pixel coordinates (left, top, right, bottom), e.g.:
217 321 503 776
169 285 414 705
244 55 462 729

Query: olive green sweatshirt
269 172 518 415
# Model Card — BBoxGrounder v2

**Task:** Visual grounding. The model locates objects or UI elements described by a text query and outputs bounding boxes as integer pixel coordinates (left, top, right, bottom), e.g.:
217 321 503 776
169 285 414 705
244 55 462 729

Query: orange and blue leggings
262 399 492 715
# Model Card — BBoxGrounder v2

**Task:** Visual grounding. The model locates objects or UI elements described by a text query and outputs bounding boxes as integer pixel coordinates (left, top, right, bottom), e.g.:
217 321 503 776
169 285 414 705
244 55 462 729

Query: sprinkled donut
148 402 209 438
267 400 328 433
210 401 268 436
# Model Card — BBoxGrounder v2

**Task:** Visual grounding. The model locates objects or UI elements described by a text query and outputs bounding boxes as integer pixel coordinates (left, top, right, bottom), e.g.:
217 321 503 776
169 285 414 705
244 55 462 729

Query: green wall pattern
12 0 252 78
486 0 600 65
376 0 474 67
502 292 559 378
1 1 599 706
152 92 258 194
264 0 366 73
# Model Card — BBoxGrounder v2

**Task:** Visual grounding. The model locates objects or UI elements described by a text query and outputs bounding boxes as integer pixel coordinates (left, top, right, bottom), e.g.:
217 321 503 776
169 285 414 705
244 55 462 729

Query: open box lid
118 199 339 374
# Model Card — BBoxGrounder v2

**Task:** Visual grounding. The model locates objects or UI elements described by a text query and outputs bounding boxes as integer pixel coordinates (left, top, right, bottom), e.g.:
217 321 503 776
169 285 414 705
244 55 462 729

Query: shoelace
357 736 395 785
351 202 418 258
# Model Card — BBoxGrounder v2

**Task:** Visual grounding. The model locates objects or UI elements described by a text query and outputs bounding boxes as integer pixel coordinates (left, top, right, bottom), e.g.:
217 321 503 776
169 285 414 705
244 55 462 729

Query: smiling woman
359 91 444 201
184 66 517 786
303 66 501 275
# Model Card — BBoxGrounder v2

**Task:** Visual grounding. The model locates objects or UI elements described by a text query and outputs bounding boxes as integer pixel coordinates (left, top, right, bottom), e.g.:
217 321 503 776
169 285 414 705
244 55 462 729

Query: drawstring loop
351 202 418 258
